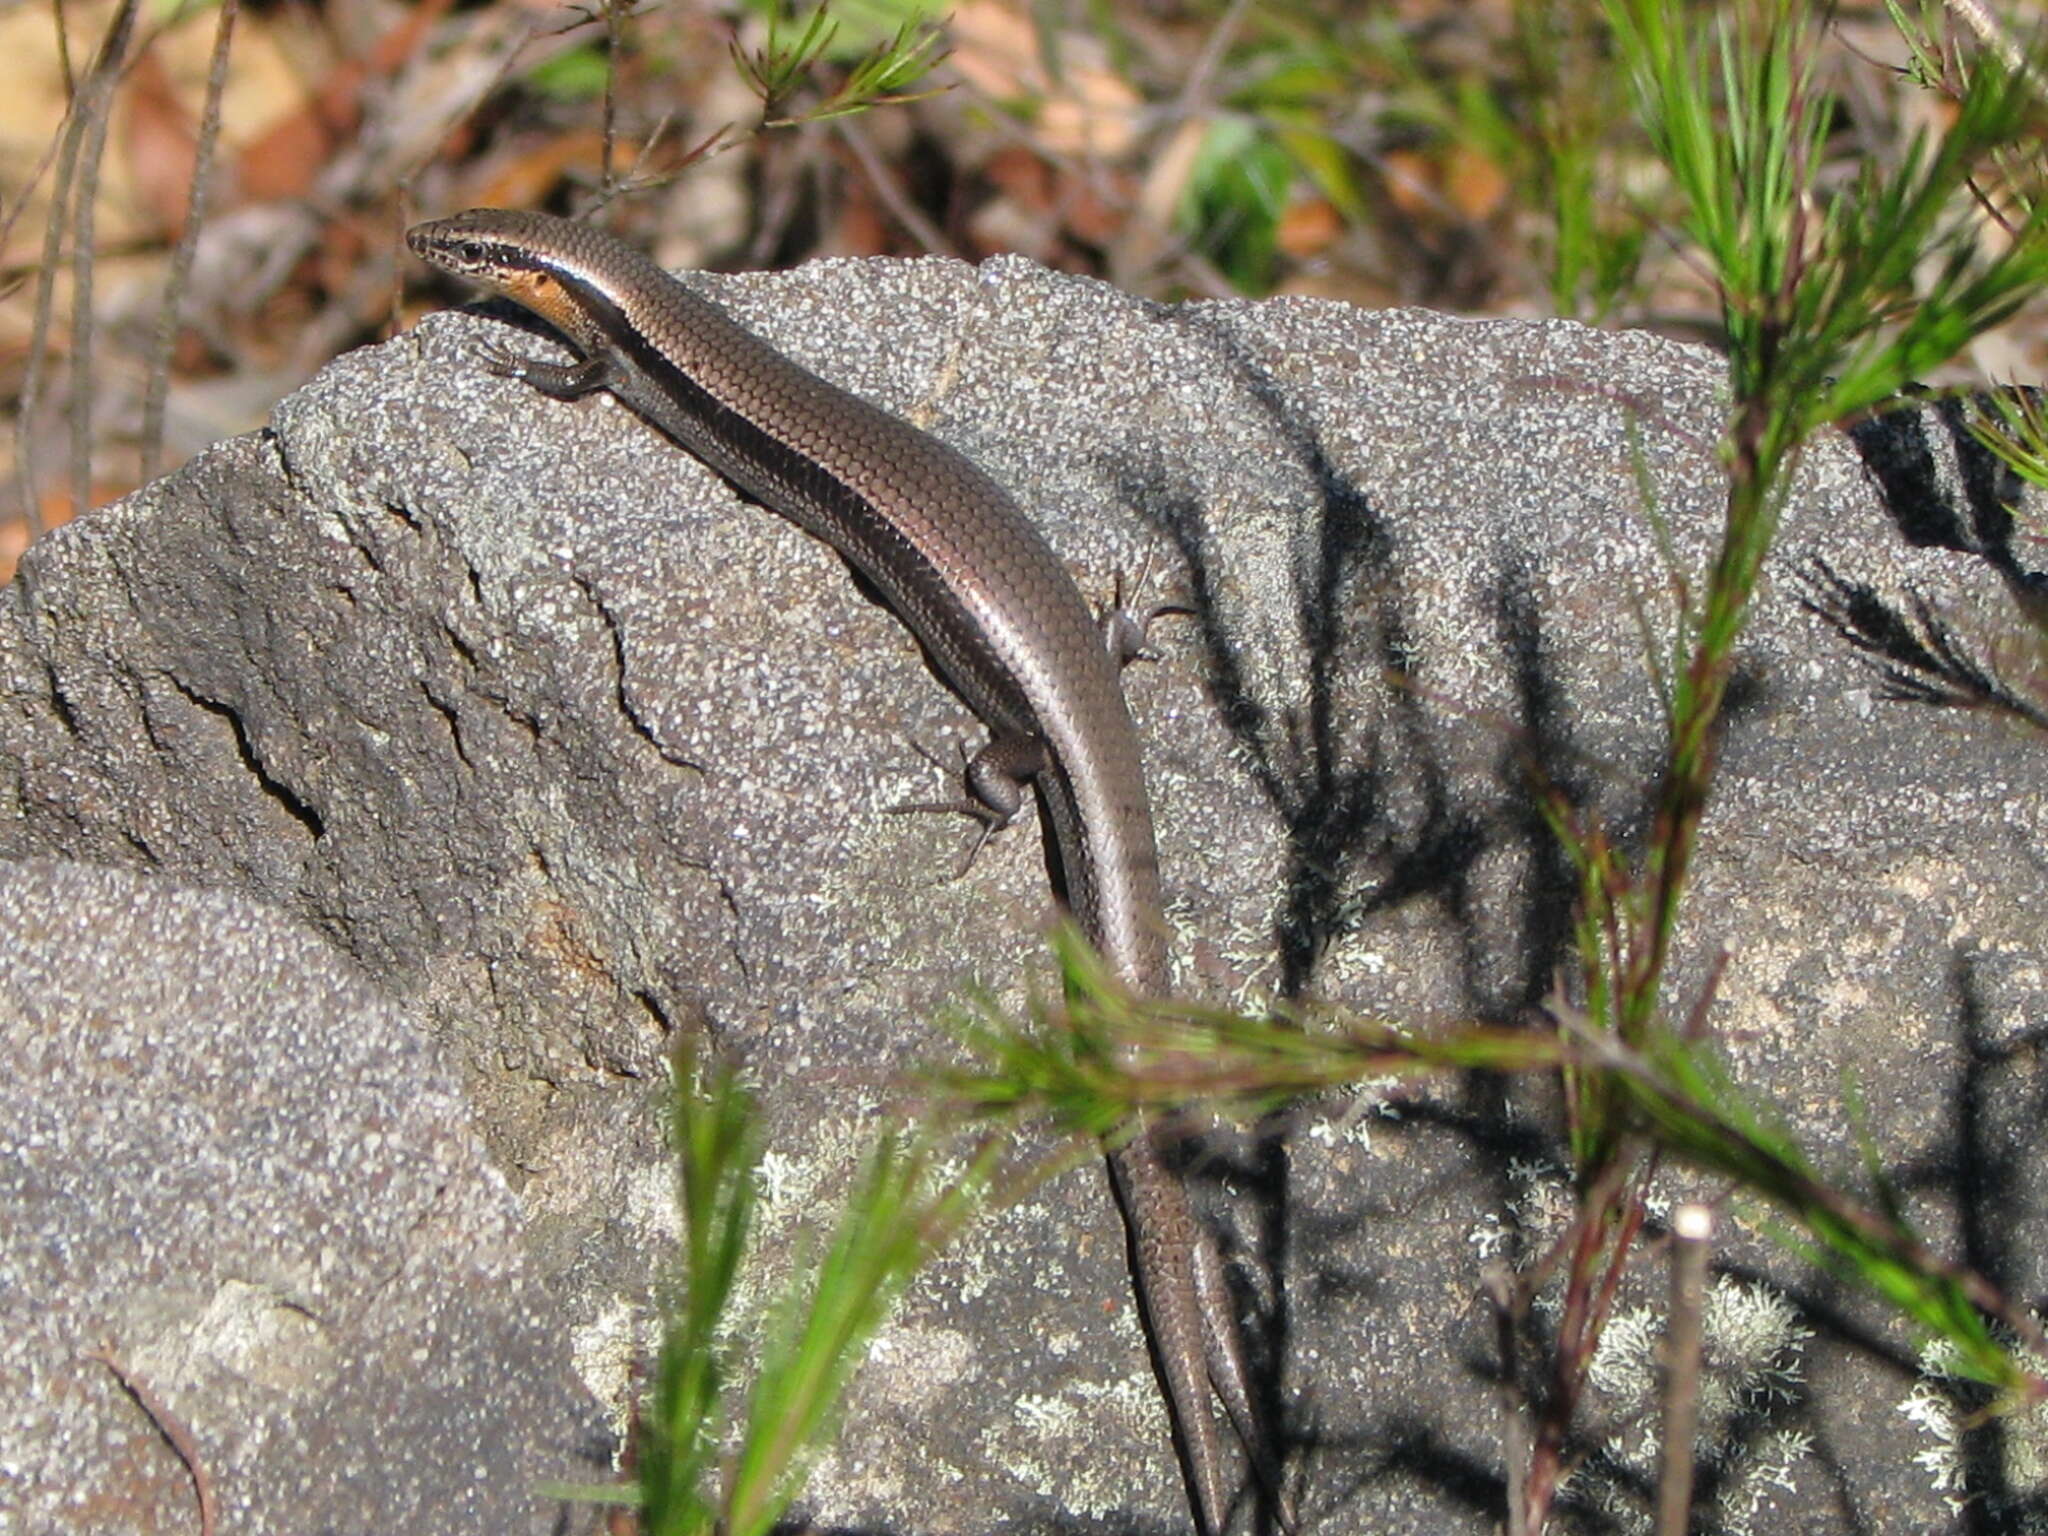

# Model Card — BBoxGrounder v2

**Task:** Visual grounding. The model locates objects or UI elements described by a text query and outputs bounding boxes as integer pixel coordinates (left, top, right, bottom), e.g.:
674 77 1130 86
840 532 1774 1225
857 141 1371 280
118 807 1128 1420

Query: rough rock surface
0 859 607 1533
1 252 2044 1533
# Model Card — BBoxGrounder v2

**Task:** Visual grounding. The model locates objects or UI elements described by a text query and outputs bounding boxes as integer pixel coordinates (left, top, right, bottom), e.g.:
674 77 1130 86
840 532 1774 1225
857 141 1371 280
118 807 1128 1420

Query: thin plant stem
1943 0 2047 97
141 0 237 480
64 0 141 520
1655 1203 1712 1536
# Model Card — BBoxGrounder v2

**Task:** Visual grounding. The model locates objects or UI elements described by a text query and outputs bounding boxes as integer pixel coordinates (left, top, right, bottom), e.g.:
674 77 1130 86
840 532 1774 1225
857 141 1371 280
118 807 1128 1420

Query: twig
598 0 623 197
141 0 238 480
1654 1203 1712 1536
83 1344 218 1536
1172 0 1251 121
66 0 143 521
1485 1263 1529 1536
18 4 96 536
833 116 956 257
0 104 68 269
1942 0 2048 100
1521 1157 1649 1529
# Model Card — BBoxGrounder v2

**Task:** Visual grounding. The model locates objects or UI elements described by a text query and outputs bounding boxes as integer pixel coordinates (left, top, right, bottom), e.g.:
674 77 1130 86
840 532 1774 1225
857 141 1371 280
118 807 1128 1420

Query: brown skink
407 208 1267 1533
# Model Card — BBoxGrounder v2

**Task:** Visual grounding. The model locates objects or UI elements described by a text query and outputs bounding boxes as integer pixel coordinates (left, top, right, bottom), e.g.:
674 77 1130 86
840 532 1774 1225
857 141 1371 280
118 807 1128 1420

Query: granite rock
1 253 2044 1532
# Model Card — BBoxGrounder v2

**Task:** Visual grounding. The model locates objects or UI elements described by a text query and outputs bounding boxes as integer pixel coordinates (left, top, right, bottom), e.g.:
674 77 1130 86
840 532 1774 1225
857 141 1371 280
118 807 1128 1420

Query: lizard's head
406 208 594 338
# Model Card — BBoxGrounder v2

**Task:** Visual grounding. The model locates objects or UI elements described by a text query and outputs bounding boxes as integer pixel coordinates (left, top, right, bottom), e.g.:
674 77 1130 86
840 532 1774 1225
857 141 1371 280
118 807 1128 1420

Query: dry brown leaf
1036 64 1141 158
976 147 1130 255
236 0 455 203
471 131 614 212
120 47 201 238
950 0 1047 100
1061 166 1132 248
1380 147 1438 220
1 494 84 582
953 0 1139 157
1444 141 1509 221
1276 196 1342 259
1135 117 1207 239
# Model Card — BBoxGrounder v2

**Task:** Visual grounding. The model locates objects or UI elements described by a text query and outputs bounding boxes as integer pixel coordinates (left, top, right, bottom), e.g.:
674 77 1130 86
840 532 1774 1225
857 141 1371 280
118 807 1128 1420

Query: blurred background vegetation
6 0 2046 577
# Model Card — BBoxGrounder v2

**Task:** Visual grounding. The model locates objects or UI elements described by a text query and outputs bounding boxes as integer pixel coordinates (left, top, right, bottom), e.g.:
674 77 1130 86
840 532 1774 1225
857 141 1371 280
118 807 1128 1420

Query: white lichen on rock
1567 1275 1813 1534
1900 1334 2048 1525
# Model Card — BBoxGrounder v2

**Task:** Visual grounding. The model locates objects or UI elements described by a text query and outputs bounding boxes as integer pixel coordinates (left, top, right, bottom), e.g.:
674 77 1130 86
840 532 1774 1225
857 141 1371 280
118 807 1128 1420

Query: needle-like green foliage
1598 0 2048 1051
718 1128 994 1536
937 923 1560 1138
609 7 2048 1531
734 4 950 129
639 1047 765 1534
934 6 2048 1528
940 928 2046 1398
1577 1019 2042 1397
550 1046 993 1536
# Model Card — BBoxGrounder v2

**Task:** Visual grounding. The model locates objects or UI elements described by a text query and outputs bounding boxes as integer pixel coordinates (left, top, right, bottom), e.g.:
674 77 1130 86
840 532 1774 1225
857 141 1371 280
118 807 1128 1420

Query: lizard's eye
459 240 488 265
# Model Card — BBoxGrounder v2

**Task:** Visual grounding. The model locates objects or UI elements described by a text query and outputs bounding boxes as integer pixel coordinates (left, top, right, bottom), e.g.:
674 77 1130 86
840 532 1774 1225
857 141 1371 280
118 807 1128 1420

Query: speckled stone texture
0 860 607 1533
0 254 2043 1533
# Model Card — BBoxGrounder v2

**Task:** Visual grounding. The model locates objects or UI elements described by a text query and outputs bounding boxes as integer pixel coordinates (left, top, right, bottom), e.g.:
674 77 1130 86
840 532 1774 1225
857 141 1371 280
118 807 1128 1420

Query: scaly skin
409 208 1273 1533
